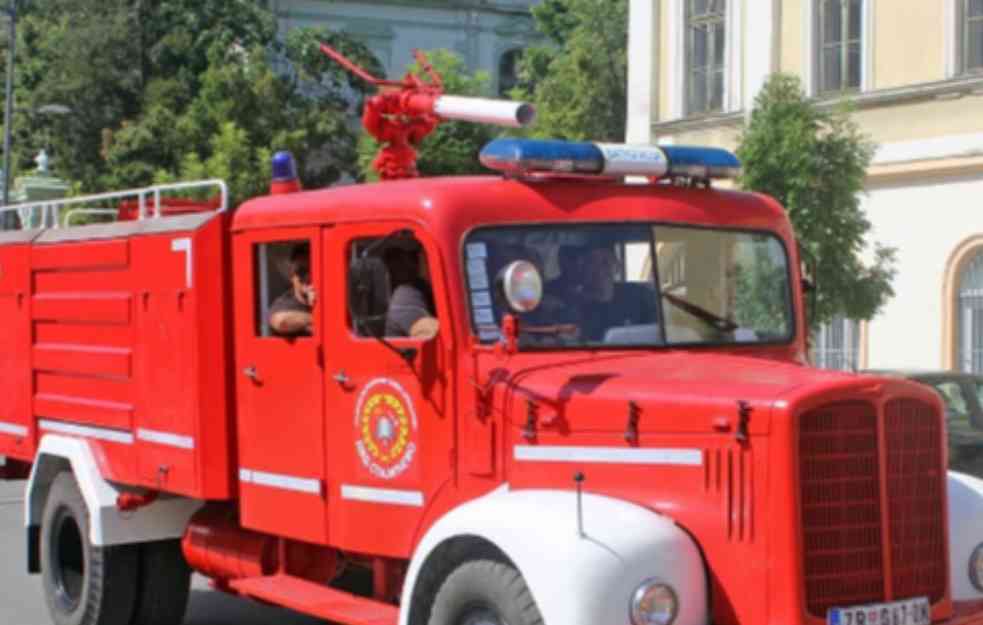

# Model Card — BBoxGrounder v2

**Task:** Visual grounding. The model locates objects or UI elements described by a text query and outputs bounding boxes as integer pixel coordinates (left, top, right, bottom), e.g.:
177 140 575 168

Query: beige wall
780 0 805 77
657 0 672 123
873 1 946 90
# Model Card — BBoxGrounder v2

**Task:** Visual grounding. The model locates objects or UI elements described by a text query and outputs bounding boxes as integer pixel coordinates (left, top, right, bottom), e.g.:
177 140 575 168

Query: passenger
269 244 315 336
384 246 439 338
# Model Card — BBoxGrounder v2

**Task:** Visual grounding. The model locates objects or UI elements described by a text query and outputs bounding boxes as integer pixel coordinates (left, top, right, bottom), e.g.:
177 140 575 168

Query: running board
230 574 399 625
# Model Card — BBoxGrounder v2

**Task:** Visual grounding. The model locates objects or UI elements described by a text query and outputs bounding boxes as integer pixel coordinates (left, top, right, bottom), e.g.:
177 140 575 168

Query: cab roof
232 175 791 241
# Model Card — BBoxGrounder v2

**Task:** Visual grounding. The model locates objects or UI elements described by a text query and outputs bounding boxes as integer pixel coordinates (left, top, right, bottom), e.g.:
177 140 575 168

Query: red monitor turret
319 42 535 180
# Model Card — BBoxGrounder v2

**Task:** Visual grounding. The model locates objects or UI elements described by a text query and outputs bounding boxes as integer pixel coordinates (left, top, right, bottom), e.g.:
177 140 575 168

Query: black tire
427 560 544 625
40 472 139 625
130 540 191 625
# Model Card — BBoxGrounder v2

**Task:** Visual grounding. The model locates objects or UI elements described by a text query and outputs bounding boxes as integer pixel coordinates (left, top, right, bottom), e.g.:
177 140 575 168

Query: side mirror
496 260 543 314
797 241 818 329
348 256 390 336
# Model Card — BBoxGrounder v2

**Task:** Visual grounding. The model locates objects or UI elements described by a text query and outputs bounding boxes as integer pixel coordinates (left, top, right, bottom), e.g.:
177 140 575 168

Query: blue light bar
659 145 741 180
479 138 740 181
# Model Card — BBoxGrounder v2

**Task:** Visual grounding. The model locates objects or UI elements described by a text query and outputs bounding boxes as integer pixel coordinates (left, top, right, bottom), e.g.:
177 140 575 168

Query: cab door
233 227 327 544
322 222 454 558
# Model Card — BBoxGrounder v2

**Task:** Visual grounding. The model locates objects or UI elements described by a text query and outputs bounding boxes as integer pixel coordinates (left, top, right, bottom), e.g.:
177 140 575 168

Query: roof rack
0 179 228 230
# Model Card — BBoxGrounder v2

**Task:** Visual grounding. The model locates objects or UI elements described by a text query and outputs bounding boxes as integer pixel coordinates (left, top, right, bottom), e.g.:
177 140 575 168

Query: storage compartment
28 213 235 499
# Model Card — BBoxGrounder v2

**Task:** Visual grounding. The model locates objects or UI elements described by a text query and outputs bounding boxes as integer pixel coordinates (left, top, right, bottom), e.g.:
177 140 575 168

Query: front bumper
942 601 983 625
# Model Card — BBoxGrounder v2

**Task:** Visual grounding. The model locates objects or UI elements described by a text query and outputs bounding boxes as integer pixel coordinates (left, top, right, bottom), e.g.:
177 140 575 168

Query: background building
628 0 983 372
270 0 540 94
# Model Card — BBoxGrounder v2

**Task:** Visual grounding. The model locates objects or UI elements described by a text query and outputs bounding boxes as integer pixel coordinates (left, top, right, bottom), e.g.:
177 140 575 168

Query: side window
254 240 313 338
349 235 438 339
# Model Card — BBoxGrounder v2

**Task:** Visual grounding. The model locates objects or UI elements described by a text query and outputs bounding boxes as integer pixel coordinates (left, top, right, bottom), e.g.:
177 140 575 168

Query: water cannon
319 43 536 180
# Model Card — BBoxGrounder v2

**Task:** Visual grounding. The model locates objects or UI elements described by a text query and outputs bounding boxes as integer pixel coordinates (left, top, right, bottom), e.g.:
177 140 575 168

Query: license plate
828 597 930 625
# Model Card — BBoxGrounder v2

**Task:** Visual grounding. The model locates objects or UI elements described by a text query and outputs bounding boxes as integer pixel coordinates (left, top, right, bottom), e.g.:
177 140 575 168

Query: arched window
957 249 983 372
498 49 523 97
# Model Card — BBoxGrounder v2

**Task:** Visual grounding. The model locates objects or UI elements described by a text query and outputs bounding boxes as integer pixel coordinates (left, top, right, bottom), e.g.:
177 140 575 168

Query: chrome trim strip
0 421 28 437
136 428 194 450
238 468 322 495
514 445 703 466
341 485 425 507
38 419 134 445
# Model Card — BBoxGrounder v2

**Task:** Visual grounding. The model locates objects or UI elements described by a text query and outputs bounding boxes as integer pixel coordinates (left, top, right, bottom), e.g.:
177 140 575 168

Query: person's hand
301 285 317 307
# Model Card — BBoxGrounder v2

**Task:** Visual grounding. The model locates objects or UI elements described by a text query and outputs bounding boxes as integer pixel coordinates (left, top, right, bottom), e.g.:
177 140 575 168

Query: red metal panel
322 223 454 558
33 292 132 324
32 239 129 270
233 227 327 544
35 320 133 348
132 230 199 496
33 394 133 431
33 343 132 378
0 244 34 460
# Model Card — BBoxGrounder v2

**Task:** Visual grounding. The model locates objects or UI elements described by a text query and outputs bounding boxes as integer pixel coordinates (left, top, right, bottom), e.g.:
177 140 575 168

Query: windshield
463 223 794 348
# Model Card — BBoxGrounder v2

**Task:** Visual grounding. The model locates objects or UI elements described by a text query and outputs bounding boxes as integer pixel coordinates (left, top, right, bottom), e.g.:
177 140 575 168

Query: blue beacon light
271 151 301 194
479 138 740 181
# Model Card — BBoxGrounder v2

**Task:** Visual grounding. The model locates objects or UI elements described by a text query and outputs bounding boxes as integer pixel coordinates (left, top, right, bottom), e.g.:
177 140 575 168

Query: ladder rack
0 179 228 230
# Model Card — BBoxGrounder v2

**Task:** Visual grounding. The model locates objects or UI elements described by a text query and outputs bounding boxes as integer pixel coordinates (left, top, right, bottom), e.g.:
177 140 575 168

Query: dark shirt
386 279 435 337
577 284 655 342
269 290 312 336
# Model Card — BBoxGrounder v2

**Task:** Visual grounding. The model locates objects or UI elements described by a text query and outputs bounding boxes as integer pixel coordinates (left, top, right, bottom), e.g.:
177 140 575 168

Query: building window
685 0 726 115
962 0 983 74
958 249 983 372
812 315 860 371
816 0 863 94
499 49 523 97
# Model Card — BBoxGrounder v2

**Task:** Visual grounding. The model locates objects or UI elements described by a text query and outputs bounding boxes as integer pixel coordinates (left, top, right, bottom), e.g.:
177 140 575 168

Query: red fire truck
4 46 983 625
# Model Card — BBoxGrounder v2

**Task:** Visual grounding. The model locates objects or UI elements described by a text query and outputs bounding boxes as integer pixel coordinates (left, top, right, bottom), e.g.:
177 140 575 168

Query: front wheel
427 560 544 625
40 472 138 625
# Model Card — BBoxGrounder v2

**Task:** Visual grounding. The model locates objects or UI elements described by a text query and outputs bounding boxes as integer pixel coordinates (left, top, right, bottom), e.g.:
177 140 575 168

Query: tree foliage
357 50 499 181
515 0 628 142
736 74 896 328
3 0 382 203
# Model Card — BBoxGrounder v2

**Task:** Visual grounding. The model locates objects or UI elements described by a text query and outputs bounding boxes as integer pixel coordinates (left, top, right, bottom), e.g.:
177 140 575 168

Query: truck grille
884 399 947 603
798 399 947 618
800 401 884 616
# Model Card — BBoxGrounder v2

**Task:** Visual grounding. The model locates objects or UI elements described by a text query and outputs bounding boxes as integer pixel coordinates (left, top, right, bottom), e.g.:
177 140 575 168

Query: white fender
948 471 983 600
400 486 708 625
25 435 202 546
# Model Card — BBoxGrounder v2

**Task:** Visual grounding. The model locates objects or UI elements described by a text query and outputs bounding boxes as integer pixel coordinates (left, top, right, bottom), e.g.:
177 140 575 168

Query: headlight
970 543 983 592
630 579 678 625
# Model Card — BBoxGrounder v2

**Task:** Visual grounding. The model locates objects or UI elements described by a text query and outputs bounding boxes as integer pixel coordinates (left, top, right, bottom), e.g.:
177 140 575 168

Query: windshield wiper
662 292 738 333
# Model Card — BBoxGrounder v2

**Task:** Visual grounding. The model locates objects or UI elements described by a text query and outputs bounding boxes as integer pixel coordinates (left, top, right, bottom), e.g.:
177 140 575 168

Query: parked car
864 369 983 477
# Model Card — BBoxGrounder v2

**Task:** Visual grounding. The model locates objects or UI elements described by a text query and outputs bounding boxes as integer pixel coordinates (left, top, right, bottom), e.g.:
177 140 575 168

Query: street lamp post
1 0 20 230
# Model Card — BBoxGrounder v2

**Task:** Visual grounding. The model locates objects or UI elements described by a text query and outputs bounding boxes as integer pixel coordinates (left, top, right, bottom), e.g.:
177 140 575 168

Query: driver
575 244 650 342
269 244 315 336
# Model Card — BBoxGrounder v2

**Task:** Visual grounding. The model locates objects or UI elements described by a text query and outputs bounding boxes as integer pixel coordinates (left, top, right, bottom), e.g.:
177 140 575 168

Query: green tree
736 74 896 328
357 49 499 181
4 1 381 202
515 0 628 142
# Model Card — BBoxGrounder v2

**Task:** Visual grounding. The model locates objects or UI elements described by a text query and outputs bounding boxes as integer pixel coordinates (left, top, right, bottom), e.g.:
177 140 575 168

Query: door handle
243 365 260 382
333 371 351 385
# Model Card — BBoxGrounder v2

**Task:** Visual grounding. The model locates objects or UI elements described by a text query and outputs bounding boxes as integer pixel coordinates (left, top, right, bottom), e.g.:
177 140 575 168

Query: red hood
496 351 869 436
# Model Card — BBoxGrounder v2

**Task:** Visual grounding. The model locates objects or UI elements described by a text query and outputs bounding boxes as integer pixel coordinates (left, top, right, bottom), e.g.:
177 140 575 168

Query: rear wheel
40 473 138 625
130 540 191 625
426 560 543 625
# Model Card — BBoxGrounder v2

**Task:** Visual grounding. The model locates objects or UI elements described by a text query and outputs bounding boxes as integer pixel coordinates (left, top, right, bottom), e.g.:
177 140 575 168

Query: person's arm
388 285 438 338
270 310 313 336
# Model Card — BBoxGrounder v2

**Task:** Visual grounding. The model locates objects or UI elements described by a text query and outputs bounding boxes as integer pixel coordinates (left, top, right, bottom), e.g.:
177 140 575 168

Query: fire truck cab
4 136 983 625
